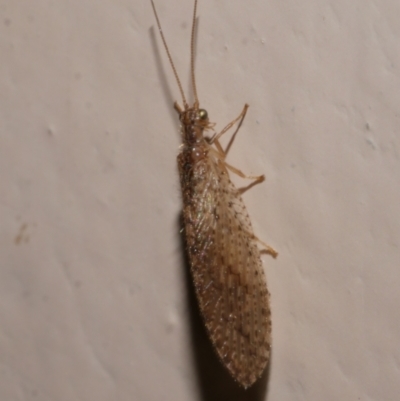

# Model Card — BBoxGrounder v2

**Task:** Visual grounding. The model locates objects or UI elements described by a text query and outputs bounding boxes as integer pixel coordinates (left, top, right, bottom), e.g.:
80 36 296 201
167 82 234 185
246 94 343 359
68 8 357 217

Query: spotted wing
179 149 271 388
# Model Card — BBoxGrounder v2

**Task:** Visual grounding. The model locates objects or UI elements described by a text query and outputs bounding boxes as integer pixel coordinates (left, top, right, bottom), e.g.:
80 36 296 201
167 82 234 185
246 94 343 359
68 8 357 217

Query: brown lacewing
151 0 277 388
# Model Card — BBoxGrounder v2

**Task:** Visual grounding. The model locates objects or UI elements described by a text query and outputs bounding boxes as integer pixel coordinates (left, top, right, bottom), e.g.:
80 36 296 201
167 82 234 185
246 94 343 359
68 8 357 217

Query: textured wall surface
1 0 399 400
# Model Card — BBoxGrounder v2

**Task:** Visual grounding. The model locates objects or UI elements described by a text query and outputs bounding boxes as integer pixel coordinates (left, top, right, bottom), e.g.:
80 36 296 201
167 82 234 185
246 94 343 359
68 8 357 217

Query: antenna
151 0 188 109
190 0 199 108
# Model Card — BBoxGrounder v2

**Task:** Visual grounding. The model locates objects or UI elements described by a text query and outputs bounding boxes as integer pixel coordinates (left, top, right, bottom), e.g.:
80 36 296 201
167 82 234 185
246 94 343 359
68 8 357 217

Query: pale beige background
1 0 399 400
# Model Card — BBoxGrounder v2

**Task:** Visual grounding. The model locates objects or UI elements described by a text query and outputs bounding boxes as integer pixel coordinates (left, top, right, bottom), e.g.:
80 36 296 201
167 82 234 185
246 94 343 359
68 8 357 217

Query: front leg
210 104 249 158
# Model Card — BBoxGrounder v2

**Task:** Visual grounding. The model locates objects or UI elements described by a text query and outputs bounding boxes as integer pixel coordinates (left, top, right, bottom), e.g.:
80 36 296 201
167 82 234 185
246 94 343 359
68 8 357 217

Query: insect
151 0 277 388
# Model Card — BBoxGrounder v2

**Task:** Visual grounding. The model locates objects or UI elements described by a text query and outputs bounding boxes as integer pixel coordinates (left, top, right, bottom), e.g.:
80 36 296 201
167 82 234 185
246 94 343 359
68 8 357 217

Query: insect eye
198 109 208 120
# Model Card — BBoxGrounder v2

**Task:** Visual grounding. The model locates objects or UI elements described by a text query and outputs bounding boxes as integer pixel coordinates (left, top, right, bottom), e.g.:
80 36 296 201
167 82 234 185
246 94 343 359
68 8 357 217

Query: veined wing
179 149 271 388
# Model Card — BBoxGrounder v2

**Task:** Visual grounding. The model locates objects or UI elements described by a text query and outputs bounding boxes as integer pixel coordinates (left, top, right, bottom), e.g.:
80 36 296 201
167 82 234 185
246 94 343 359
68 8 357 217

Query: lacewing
151 0 277 388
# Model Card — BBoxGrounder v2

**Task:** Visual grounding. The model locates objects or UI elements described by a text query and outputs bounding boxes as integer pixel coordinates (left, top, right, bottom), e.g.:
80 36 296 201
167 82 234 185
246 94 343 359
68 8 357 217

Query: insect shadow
177 213 271 401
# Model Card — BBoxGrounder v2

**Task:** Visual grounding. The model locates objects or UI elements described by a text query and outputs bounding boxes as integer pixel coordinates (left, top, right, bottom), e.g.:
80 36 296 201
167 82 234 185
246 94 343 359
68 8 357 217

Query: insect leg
210 104 249 157
255 236 278 258
223 161 265 193
212 138 225 155
238 219 278 258
209 147 265 192
217 157 277 258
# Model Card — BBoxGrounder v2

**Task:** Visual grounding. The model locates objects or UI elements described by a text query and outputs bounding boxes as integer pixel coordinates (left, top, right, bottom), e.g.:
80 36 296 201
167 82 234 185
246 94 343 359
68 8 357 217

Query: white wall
1 0 399 400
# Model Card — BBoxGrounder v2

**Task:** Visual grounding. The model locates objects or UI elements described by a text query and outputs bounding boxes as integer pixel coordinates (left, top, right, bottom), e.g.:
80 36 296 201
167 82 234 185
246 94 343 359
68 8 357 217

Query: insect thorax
179 107 210 147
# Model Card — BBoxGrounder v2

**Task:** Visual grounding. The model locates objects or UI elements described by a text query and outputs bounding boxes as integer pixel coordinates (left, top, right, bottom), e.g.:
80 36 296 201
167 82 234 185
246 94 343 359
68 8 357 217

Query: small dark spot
15 223 30 245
